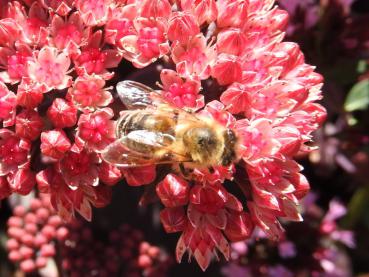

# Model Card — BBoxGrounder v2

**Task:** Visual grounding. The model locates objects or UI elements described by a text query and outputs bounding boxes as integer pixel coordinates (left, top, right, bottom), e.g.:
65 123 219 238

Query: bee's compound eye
224 129 237 145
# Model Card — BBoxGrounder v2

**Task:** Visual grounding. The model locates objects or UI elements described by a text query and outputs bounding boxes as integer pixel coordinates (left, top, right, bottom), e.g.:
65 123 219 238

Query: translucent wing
116 80 203 128
116 80 165 110
125 130 175 147
101 130 191 167
116 80 200 114
101 139 157 167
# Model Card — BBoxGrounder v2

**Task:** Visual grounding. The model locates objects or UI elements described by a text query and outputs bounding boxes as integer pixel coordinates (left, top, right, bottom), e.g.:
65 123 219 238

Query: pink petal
55 52 71 72
160 69 183 90
104 49 122 68
206 209 227 229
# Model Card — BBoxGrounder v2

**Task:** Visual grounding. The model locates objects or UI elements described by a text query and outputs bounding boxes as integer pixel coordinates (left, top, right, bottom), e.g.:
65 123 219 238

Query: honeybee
101 81 240 172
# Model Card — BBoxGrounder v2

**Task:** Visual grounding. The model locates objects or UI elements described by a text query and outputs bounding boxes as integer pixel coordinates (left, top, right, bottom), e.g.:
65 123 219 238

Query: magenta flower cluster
0 0 326 270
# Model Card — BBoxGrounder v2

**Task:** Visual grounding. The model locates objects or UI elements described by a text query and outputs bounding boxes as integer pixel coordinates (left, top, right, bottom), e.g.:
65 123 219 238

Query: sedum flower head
0 0 326 271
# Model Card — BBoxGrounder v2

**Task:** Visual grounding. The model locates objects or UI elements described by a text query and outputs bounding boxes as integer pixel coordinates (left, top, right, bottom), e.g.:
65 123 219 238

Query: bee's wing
116 80 165 110
116 81 202 124
123 130 175 148
101 130 191 167
101 138 156 167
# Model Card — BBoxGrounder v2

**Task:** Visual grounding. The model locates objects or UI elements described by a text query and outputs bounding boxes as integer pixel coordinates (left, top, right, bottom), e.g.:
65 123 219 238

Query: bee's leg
208 166 215 174
179 163 194 177
179 163 188 176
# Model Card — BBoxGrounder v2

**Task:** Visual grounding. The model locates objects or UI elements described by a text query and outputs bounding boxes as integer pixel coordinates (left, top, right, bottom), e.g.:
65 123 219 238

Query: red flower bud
76 108 115 151
189 184 228 214
35 208 50 221
0 19 21 46
98 162 122 186
224 211 254 241
19 246 34 259
8 169 36 195
305 103 327 126
20 259 36 272
7 227 25 240
138 254 152 268
40 130 71 160
48 215 62 227
156 174 189 207
24 223 37 234
167 12 200 44
35 257 47 268
217 0 248 28
24 213 37 224
8 250 22 262
220 82 252 114
15 110 44 141
7 216 23 228
293 174 310 199
211 54 242 85
47 98 77 128
140 0 172 18
6 238 20 251
181 0 218 25
217 28 247 56
0 130 30 175
122 165 156 186
36 168 54 193
40 244 56 257
16 78 45 108
21 233 35 247
30 199 42 210
160 207 187 233
41 225 56 240
56 227 69 241
14 206 26 217
34 234 47 248
0 82 16 124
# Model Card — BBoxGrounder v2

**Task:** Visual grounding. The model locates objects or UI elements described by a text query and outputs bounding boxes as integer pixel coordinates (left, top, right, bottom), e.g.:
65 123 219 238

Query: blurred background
1 0 369 276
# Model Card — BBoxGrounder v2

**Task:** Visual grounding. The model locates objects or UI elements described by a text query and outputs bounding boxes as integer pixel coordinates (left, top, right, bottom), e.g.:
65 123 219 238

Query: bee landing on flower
102 80 240 173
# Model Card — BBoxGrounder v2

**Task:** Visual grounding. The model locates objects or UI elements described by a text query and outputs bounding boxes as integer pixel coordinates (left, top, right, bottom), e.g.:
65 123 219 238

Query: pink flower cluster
7 199 172 276
6 195 68 273
0 0 326 271
60 222 172 277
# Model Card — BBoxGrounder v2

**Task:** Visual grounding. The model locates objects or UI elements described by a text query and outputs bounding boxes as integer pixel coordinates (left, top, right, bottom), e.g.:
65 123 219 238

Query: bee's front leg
179 163 194 177
179 163 188 177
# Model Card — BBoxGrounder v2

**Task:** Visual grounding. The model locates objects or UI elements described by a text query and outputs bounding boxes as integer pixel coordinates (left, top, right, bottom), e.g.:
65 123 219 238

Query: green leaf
344 80 369 112
342 186 369 228
347 114 358 126
357 60 368 74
